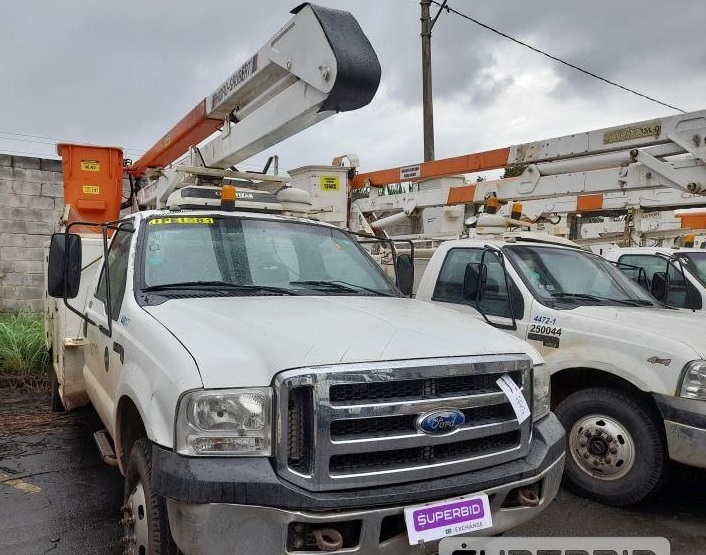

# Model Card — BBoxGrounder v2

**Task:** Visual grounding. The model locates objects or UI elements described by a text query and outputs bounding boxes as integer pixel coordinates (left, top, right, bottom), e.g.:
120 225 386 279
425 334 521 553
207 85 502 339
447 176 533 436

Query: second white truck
416 232 706 506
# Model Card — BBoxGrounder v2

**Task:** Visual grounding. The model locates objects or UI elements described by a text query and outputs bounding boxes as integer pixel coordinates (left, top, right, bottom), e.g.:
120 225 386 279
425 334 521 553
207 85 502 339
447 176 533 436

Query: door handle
112 342 124 364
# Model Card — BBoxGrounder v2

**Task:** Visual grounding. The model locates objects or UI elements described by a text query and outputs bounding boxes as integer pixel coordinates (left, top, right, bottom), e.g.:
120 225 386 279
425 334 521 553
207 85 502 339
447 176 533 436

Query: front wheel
554 387 667 506
122 438 179 554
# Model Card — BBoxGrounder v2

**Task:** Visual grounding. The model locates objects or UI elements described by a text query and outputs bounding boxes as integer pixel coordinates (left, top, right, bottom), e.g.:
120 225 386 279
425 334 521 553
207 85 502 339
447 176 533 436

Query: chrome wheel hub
569 414 635 480
121 482 148 555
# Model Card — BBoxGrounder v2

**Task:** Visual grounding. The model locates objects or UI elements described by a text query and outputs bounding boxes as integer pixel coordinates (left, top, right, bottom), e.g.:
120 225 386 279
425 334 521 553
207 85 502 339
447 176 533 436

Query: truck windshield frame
503 244 657 309
136 215 401 299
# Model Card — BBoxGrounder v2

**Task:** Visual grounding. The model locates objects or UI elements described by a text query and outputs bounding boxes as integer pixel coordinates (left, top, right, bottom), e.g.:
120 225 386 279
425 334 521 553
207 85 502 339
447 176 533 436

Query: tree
502 164 527 178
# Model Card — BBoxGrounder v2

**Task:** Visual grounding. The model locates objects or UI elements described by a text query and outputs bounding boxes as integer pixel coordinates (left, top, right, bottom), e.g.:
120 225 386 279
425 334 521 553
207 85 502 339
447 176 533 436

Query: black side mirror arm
478 245 517 331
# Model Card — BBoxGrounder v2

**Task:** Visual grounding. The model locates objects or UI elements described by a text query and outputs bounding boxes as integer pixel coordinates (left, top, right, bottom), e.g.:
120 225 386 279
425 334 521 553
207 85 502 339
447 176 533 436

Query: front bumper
654 393 706 469
158 414 564 554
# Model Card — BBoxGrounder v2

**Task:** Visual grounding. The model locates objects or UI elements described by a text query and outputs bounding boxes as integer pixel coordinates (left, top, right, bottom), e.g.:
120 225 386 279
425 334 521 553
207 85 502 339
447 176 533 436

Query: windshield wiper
142 281 299 296
550 292 652 306
289 280 396 297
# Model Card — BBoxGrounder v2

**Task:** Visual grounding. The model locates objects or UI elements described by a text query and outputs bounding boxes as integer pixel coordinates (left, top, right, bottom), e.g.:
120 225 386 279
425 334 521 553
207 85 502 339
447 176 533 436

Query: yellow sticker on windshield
148 217 214 225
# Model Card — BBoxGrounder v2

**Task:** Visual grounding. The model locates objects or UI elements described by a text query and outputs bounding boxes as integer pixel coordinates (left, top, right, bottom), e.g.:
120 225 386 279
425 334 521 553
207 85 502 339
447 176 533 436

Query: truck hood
144 296 541 388
568 305 706 358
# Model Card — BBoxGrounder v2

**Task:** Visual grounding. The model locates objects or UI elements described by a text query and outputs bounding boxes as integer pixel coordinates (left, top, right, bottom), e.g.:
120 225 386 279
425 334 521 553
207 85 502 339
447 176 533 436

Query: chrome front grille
275 355 533 491
328 430 521 475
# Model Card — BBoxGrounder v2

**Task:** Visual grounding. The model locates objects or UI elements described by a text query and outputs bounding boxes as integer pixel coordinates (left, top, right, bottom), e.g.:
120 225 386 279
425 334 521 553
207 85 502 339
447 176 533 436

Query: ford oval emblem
416 409 465 435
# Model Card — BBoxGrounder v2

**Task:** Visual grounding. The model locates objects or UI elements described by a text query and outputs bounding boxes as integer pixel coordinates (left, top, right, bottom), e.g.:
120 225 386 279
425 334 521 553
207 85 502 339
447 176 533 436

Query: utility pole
421 0 434 162
420 0 447 162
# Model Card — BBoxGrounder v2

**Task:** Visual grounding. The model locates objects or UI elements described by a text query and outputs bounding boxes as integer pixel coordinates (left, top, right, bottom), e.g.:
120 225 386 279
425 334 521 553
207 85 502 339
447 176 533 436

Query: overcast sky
1 0 705 177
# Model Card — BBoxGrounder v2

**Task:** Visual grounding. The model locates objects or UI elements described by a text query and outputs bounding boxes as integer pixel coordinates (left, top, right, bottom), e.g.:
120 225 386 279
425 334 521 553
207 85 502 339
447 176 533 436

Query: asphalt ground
1 387 704 555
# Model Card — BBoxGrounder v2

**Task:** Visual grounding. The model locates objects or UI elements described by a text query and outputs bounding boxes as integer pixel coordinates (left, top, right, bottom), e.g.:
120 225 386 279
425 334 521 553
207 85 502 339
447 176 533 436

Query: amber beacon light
221 184 237 211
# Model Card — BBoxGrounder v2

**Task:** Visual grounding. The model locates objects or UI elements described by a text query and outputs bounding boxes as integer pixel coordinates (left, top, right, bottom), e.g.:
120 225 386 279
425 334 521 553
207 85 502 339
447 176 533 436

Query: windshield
141 216 399 297
682 252 706 286
504 244 656 307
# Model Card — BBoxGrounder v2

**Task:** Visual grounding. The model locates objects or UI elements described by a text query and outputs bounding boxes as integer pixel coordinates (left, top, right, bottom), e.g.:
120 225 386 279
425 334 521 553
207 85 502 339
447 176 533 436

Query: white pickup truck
605 246 706 310
415 234 706 507
45 205 564 554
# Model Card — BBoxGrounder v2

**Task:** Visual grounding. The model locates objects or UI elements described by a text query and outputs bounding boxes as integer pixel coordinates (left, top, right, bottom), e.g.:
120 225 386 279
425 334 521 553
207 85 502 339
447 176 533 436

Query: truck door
430 246 529 339
84 223 133 433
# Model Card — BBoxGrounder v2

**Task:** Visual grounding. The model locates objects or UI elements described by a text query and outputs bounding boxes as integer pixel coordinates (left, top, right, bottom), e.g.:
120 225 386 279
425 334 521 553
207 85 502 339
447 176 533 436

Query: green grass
0 313 51 376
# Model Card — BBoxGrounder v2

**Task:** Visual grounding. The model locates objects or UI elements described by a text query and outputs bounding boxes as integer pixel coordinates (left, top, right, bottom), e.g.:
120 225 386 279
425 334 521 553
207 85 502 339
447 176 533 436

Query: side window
617 254 664 287
95 225 133 320
433 248 524 318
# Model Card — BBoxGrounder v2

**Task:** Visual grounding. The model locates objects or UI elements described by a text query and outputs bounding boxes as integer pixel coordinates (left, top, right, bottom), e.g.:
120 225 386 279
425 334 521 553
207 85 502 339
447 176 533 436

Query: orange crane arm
127 100 222 178
350 147 511 189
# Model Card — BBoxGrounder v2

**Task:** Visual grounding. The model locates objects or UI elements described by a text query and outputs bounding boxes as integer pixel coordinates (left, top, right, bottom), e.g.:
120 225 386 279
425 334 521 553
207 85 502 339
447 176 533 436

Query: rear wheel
122 438 179 554
555 387 667 506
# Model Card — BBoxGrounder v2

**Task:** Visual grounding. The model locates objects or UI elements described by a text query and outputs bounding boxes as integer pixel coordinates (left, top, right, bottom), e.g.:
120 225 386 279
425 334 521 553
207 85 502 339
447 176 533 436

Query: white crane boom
135 3 380 208
336 110 706 239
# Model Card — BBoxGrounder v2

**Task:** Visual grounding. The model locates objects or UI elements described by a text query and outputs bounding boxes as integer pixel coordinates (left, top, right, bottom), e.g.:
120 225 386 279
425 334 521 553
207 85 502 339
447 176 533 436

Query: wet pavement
0 388 122 555
0 386 704 555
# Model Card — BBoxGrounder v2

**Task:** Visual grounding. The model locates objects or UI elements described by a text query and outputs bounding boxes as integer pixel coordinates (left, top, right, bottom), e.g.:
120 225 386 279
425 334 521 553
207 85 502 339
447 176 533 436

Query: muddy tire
122 438 179 555
50 372 65 413
554 387 667 506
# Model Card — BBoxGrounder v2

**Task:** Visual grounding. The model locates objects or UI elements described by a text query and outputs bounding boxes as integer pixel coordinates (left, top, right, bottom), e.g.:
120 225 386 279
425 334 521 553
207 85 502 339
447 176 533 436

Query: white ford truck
415 233 706 507
45 202 565 554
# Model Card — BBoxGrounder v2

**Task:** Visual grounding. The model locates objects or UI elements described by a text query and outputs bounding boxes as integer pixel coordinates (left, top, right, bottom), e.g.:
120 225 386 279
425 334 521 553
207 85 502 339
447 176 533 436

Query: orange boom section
57 144 124 230
127 100 222 178
350 147 511 189
677 211 706 229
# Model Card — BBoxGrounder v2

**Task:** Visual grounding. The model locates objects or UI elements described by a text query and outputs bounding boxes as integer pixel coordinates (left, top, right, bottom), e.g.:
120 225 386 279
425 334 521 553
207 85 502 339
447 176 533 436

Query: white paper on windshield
497 373 530 424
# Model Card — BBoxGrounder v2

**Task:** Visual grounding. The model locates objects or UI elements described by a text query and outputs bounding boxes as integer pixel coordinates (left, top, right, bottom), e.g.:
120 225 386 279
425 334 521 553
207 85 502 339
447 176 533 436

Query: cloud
0 0 705 175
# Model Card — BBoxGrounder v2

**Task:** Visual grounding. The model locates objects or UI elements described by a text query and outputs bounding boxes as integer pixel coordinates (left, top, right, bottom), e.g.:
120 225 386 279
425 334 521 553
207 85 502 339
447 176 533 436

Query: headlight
680 361 706 400
176 388 273 456
532 363 551 421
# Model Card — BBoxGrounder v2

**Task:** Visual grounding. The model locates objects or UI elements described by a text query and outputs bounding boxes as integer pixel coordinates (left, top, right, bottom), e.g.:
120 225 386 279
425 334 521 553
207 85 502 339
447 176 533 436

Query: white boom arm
347 110 706 238
137 3 380 208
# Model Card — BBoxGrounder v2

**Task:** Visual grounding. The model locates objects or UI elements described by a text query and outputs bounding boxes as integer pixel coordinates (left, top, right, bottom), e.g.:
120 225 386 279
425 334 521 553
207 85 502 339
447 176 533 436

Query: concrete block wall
0 154 64 313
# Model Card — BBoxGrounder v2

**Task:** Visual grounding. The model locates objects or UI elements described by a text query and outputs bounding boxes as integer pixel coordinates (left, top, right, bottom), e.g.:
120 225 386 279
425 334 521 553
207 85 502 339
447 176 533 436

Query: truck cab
605 246 706 310
46 205 565 554
416 234 706 507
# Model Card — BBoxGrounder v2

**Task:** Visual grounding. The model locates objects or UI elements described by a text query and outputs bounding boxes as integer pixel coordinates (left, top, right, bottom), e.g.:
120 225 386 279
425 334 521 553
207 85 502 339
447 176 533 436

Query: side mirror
463 262 487 301
395 253 414 297
47 233 82 299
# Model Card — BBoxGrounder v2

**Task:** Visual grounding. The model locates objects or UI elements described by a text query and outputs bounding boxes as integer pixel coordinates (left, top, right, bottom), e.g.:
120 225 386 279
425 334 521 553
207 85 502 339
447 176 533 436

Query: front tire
122 438 179 554
554 387 667 506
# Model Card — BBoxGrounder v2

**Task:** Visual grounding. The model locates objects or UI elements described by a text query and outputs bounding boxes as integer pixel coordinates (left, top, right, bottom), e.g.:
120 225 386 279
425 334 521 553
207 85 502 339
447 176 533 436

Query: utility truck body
46 208 564 554
416 234 706 506
42 5 568 552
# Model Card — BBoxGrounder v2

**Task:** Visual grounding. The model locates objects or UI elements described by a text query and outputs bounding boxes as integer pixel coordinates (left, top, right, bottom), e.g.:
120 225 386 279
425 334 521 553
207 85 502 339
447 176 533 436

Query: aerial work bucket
57 143 124 229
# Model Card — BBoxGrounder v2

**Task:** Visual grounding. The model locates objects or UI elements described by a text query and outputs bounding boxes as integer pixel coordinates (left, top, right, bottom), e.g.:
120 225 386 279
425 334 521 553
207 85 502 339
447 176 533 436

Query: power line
431 0 686 113
0 130 290 173
0 129 146 155
0 131 285 172
0 134 141 157
0 148 61 159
